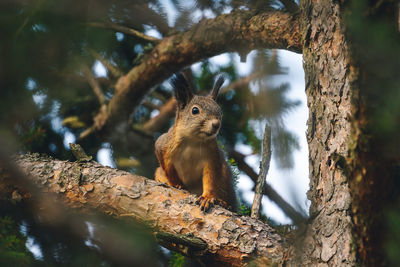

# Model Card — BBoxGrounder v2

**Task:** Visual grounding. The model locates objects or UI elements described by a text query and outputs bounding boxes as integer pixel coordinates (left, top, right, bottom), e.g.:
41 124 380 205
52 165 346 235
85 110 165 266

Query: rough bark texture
298 0 357 265
6 154 290 266
83 10 301 139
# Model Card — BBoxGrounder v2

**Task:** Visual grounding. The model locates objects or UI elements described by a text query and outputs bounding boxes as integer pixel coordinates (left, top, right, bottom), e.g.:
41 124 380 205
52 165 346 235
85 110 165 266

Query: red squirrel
154 74 237 212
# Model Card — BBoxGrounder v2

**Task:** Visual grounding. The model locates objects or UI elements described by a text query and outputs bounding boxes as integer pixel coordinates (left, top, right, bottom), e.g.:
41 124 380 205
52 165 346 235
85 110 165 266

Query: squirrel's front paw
173 184 183 189
166 181 183 189
196 195 215 212
196 195 229 212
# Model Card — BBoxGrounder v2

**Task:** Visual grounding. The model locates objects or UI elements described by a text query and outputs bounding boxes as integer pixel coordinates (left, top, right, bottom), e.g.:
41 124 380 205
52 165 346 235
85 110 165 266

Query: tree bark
2 154 291 266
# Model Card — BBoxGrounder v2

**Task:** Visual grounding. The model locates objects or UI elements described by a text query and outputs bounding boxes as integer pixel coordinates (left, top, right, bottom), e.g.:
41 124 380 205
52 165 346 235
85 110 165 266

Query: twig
88 22 161 43
229 149 306 224
251 123 272 219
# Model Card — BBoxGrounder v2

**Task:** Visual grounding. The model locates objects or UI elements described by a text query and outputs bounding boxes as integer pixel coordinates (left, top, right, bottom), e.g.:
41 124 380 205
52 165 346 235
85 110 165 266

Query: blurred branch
2 153 292 266
228 150 306 224
89 49 123 78
142 97 176 133
80 10 301 140
251 123 272 219
279 0 299 14
142 100 161 111
81 65 107 105
88 22 161 43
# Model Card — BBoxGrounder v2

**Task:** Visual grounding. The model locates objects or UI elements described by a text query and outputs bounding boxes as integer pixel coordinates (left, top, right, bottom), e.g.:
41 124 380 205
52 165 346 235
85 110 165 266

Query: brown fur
154 74 237 212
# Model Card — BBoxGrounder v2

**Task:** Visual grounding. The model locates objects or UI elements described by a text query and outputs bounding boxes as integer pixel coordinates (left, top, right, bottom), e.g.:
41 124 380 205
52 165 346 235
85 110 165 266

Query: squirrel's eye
192 107 200 115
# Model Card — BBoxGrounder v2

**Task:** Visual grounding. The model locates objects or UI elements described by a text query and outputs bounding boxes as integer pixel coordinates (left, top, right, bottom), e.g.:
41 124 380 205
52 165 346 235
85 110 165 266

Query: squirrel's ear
209 75 225 100
171 73 193 109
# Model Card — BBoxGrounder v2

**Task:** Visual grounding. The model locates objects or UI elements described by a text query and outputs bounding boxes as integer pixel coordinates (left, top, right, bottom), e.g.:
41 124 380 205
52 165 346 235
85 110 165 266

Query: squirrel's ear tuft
171 73 193 109
209 75 225 100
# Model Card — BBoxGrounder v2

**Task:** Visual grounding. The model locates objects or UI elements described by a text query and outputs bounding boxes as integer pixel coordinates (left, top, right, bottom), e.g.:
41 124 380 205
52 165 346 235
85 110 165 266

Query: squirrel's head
171 73 224 141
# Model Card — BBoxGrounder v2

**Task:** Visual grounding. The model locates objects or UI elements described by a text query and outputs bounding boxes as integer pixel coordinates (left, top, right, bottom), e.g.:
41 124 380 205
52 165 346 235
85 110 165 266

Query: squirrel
154 73 237 212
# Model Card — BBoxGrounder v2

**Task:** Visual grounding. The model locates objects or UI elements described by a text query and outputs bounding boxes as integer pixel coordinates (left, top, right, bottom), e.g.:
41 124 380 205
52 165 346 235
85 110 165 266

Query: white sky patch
63 131 76 149
97 144 115 168
20 221 28 236
19 221 44 260
115 32 124 41
51 116 62 132
32 93 46 109
274 50 309 212
86 221 95 238
161 0 178 27
27 77 47 109
150 109 160 118
93 60 107 77
26 78 37 91
192 53 232 74
209 54 230 66
84 221 100 250
236 51 256 76
143 25 163 39
26 236 44 260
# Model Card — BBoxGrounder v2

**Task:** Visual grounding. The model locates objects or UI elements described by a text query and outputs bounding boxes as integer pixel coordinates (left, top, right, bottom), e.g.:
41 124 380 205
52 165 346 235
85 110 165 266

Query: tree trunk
298 0 356 265
298 0 395 265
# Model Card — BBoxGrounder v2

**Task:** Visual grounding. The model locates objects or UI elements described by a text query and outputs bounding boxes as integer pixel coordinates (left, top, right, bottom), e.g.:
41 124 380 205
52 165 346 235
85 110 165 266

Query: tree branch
80 10 301 139
142 97 176 133
2 153 291 266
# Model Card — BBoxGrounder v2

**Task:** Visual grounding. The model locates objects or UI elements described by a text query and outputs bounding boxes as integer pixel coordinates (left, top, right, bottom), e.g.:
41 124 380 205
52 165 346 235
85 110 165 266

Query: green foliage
228 158 240 188
237 203 277 226
385 209 400 266
0 216 35 266
238 204 251 216
168 251 185 267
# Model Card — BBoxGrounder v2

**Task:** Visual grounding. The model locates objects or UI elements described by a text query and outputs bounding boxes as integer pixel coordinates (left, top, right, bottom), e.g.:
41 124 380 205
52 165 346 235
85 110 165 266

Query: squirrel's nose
211 120 220 130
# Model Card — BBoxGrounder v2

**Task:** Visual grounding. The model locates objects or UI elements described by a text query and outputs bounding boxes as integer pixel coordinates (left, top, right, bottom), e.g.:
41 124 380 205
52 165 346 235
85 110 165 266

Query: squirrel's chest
173 144 206 194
